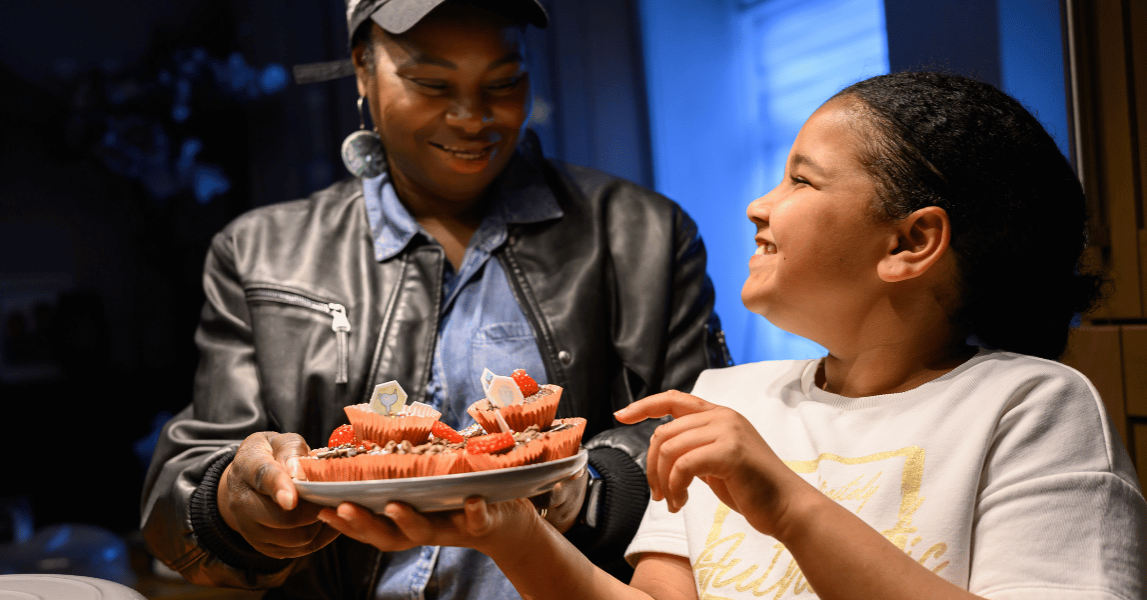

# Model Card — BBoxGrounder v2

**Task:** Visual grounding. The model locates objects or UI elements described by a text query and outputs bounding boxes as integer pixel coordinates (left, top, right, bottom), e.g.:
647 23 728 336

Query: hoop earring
341 96 386 178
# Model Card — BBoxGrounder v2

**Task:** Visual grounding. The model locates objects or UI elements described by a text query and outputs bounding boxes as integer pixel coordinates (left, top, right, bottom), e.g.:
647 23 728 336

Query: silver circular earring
341 96 386 178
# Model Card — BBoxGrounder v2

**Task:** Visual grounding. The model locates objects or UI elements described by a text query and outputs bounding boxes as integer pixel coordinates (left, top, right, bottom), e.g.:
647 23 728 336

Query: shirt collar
362 141 563 262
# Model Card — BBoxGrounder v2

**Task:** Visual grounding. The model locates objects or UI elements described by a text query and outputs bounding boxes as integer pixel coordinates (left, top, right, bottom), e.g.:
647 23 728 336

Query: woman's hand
317 495 543 558
217 432 340 558
614 391 813 539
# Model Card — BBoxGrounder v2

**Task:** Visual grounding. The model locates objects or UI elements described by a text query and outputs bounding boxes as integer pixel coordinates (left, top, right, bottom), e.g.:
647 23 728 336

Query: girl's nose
746 191 774 224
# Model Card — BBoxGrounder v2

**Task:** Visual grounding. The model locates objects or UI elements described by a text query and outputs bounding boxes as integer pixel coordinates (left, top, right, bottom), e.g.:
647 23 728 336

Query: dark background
1 0 358 537
0 0 1007 540
0 0 657 539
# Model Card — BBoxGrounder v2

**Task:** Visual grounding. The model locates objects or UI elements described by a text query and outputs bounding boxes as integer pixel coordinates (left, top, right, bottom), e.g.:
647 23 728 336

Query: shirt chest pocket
469 322 547 387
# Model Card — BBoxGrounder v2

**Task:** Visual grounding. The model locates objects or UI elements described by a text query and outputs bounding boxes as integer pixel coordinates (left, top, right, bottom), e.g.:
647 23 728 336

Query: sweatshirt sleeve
967 365 1147 599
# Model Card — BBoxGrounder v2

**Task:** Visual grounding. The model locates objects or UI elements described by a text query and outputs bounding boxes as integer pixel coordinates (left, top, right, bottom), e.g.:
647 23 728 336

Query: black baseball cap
294 0 548 84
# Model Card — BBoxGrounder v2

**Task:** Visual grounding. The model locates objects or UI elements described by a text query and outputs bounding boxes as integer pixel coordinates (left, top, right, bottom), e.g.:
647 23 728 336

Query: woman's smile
354 7 531 205
430 140 498 173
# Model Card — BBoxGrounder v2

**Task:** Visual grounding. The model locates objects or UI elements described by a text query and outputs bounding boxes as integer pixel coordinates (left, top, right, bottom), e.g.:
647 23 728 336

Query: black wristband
566 446 649 582
188 449 292 576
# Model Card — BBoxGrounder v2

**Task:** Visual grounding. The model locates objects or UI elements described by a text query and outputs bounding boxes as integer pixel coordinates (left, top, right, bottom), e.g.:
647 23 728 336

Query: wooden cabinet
1061 0 1147 489
1062 326 1147 492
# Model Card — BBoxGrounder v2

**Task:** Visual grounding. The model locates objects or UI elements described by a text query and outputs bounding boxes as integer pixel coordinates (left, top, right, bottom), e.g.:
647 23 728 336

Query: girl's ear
878 206 950 282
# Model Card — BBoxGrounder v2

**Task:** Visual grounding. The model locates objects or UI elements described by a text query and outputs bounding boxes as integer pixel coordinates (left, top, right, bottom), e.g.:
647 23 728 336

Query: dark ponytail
831 72 1107 359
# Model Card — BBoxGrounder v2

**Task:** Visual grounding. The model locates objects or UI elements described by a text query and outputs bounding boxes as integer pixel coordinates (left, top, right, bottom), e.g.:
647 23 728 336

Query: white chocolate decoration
493 410 513 433
480 367 496 394
486 375 524 407
370 380 408 416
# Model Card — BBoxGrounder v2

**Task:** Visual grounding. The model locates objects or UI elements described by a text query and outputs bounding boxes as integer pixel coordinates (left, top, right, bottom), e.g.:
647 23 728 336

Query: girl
319 72 1147 599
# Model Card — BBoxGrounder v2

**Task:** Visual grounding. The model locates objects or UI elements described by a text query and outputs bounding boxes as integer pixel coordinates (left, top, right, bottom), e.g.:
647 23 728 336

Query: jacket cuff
189 450 293 575
567 446 649 580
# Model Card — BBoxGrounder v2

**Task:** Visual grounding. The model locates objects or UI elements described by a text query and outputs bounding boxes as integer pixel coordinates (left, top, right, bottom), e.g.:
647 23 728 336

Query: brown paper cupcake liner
466 385 562 434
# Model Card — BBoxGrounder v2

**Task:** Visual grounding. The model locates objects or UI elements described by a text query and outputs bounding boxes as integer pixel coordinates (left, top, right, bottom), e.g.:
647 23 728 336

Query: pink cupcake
467 369 562 433
344 401 440 446
344 380 441 446
295 440 462 482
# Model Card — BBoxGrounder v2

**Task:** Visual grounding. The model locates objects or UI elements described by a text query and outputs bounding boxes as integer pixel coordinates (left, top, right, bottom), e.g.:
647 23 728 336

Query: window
641 0 888 363
739 0 890 361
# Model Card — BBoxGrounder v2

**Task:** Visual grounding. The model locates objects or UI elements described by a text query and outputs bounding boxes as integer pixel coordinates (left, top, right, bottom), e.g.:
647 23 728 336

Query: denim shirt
363 172 562 599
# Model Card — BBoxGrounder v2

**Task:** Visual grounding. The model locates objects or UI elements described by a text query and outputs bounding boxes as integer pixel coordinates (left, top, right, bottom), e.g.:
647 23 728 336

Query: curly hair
830 71 1107 360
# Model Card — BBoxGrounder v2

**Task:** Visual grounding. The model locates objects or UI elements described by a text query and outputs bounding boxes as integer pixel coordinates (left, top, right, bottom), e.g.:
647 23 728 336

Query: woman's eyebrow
489 51 524 70
396 49 524 71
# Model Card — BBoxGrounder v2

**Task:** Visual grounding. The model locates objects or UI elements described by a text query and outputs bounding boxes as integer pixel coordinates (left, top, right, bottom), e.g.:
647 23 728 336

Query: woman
140 1 728 598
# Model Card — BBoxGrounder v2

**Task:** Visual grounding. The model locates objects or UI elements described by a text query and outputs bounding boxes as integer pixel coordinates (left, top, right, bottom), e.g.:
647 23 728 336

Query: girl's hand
615 391 812 539
317 495 542 557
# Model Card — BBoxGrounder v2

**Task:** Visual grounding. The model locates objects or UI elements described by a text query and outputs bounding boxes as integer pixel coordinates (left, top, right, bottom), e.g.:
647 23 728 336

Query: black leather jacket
140 138 730 598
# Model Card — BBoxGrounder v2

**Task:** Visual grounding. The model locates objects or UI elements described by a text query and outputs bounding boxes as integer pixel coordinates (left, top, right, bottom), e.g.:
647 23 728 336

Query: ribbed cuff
189 449 293 575
567 446 649 581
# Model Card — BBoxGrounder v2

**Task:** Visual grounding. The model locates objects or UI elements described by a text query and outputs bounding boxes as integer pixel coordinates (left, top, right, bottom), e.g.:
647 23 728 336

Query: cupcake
294 416 585 482
294 438 464 482
466 417 587 470
534 418 586 462
345 380 441 446
467 369 562 434
463 431 546 472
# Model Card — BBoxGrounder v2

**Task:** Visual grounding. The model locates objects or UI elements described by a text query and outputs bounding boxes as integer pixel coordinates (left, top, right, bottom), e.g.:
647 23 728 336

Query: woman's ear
352 43 371 98
878 205 950 282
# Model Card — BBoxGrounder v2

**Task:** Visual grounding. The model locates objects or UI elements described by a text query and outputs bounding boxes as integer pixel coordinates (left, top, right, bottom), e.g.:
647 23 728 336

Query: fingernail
276 490 294 509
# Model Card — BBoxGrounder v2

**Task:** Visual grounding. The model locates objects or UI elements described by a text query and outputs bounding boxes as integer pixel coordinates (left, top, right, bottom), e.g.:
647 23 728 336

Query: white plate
0 575 146 600
294 449 587 512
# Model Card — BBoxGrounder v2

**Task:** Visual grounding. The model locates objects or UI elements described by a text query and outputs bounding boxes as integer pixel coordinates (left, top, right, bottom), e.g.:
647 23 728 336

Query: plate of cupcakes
293 370 588 512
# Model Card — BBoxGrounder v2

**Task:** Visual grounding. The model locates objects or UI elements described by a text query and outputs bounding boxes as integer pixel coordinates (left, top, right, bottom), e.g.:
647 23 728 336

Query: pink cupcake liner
466 385 562 434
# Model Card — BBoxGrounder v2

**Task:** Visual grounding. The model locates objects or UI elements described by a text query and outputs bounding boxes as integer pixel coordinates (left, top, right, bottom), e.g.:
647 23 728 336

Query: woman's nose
446 97 493 133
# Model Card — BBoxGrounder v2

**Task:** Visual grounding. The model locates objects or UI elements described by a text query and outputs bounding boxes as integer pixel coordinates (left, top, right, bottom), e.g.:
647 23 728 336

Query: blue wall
998 0 1070 159
639 0 760 364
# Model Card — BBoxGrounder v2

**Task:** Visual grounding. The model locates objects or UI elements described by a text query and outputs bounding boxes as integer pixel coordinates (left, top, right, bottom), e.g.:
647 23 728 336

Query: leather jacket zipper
247 288 351 384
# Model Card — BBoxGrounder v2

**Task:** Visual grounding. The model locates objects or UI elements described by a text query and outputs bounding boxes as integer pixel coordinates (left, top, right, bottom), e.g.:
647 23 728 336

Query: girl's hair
831 71 1107 360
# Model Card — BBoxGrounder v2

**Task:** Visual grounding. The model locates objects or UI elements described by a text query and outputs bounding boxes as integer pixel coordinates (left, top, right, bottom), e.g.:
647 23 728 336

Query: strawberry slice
511 368 539 397
466 432 515 454
327 424 356 447
431 420 464 444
